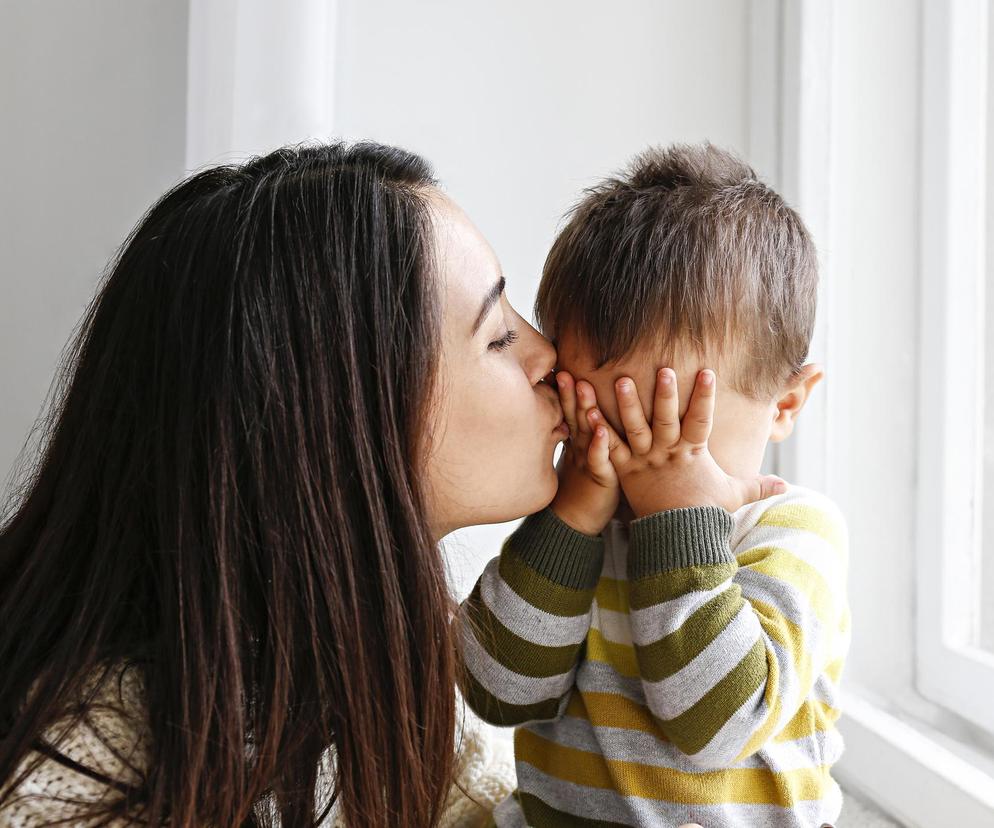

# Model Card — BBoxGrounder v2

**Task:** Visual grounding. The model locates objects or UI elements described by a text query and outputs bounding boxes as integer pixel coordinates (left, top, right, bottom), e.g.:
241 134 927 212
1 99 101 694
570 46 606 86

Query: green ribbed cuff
506 507 605 590
628 506 735 579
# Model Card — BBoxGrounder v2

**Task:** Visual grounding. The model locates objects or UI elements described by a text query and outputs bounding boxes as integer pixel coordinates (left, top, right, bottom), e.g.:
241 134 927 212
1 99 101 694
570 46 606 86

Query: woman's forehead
429 192 503 322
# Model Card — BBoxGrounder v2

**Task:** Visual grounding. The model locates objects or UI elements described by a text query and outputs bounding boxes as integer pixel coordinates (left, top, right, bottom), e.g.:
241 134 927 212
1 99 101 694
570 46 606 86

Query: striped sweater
458 484 850 828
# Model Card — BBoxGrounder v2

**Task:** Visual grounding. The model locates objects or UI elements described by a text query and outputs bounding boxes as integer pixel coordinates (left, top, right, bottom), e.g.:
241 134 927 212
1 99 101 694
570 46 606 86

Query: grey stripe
639 602 760 719
459 621 574 706
478 557 592 647
575 659 644 703
737 524 845 590
736 567 828 634
527 712 766 773
760 727 845 772
628 581 728 644
688 624 825 766
591 605 633 645
528 697 844 774
492 791 529 827
735 567 831 674
736 568 837 731
513 761 656 824
810 671 843 709
690 681 769 767
508 761 844 827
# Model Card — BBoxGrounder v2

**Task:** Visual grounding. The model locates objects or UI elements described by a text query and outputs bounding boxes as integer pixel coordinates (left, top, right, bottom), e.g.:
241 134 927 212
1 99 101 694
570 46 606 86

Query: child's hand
605 367 787 516
548 371 620 536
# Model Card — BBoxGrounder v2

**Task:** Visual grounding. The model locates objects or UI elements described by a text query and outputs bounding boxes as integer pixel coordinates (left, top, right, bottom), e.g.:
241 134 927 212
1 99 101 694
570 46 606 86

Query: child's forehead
555 328 727 377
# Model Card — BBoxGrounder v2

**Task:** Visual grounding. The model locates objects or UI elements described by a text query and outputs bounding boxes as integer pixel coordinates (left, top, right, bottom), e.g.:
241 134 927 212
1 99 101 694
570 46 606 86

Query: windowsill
836 684 994 826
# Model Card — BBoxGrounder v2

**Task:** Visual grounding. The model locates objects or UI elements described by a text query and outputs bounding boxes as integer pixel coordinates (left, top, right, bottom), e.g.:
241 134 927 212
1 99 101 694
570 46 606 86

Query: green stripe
514 790 632 828
655 638 768 754
459 668 564 726
628 562 737 609
499 550 598 617
462 581 584 678
634 589 743 682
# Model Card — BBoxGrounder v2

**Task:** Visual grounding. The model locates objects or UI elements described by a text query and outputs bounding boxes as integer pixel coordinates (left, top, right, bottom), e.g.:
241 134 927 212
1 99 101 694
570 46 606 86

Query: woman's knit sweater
0 664 516 826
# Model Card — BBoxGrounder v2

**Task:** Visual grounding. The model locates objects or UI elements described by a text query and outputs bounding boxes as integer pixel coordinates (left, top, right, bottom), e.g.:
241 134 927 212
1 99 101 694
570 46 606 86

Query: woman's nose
524 323 557 385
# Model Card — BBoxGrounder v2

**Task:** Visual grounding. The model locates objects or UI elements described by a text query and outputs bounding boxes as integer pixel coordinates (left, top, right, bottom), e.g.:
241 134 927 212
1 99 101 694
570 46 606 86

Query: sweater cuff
629 506 735 579
505 507 605 590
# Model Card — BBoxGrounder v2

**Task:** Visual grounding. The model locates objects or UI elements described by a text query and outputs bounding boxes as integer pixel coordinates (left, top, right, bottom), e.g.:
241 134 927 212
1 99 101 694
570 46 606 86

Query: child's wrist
550 497 608 537
630 498 722 518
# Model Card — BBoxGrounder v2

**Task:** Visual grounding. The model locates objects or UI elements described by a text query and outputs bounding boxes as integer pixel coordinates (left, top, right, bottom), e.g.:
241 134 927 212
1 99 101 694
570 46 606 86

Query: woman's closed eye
488 328 519 352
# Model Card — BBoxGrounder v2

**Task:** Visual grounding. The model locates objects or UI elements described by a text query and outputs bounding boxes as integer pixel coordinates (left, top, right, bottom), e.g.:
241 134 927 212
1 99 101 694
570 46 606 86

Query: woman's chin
534 463 560 509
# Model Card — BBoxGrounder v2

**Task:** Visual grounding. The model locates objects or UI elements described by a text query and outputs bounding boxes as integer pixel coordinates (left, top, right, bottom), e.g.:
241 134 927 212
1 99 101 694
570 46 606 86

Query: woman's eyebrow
471 275 506 335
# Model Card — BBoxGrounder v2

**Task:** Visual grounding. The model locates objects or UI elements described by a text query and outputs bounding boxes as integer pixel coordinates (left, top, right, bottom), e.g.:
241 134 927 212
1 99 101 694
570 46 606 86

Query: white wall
0 1 189 493
329 0 768 596
0 0 915 699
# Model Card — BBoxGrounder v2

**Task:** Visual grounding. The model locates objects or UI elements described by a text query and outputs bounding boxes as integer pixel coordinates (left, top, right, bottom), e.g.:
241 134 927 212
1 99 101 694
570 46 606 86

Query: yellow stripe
564 690 669 737
824 656 845 684
756 503 845 552
737 545 838 629
774 698 841 743
586 628 640 678
595 577 630 614
736 593 828 760
515 728 833 805
567 688 841 752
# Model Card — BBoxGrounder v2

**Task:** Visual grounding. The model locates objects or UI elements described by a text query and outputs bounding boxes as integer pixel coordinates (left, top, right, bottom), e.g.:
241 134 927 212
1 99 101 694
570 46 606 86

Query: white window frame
915 0 994 736
767 0 994 821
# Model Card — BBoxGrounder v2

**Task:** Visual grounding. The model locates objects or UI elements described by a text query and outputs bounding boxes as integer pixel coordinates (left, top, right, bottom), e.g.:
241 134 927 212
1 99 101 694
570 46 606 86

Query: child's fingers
575 380 597 436
586 423 617 484
615 377 652 455
587 408 632 467
556 371 579 438
679 369 716 447
651 367 681 447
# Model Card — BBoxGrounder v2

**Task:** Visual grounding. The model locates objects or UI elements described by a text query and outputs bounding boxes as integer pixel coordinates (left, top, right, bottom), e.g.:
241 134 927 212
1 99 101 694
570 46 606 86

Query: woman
0 142 747 826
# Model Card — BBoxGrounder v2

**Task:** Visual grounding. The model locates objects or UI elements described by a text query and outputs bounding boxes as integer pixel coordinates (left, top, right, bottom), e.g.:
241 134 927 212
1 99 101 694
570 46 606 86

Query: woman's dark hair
0 142 458 826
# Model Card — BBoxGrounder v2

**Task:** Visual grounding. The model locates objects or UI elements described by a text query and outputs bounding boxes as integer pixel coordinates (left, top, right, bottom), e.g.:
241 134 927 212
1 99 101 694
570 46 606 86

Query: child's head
537 142 824 479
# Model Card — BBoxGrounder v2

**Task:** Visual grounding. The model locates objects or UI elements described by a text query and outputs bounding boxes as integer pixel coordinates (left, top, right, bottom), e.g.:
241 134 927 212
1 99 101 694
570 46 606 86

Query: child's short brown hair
536 142 818 401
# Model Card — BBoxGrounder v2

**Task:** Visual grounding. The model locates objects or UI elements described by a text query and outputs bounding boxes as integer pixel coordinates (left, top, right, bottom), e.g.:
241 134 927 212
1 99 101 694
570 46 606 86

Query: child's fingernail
589 410 600 422
701 371 713 386
596 426 606 438
618 380 632 394
660 370 671 384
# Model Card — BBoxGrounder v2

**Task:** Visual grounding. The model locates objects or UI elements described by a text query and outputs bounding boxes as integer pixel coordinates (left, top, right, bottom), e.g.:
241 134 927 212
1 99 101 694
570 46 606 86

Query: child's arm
626 488 849 768
456 506 604 726
456 371 617 727
595 366 837 767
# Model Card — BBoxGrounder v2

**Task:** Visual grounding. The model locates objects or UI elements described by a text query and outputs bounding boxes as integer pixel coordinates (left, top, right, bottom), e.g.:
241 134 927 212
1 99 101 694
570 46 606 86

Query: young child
457 143 850 828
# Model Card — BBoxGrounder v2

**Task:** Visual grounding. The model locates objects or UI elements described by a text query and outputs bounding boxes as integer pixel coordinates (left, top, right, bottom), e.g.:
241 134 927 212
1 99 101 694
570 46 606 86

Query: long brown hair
0 142 457 826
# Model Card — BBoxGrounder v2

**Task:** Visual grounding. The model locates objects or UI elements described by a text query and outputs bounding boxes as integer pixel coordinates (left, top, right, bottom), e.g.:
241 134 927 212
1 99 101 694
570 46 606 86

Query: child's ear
768 363 825 443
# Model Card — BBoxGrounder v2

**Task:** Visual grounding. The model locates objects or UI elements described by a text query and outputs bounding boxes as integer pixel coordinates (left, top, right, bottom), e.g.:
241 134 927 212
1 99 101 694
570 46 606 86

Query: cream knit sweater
0 665 516 827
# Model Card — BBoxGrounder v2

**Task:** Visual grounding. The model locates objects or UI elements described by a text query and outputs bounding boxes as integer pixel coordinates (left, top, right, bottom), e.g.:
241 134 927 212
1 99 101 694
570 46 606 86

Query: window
916 0 994 736
983 0 994 656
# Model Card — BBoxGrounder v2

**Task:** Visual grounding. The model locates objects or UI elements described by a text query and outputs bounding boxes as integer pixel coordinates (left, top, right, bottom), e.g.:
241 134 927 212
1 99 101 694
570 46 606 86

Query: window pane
981 0 994 653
